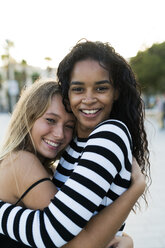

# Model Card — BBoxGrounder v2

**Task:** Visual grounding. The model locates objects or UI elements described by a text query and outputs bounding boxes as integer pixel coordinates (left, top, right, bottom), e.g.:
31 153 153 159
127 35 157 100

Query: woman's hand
106 233 133 248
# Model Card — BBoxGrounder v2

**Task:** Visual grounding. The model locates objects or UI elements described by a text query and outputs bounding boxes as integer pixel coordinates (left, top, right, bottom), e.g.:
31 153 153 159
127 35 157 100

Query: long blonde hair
0 78 61 167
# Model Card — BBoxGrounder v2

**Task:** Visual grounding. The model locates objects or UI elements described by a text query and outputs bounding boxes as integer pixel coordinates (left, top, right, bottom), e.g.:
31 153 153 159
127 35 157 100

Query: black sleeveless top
0 178 51 247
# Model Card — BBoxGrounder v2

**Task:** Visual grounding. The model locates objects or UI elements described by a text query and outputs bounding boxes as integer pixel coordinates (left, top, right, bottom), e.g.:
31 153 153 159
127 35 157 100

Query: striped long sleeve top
0 119 132 248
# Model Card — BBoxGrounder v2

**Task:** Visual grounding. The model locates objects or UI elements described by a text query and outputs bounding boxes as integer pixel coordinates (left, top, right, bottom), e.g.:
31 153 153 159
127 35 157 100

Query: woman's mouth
43 139 61 149
80 109 101 116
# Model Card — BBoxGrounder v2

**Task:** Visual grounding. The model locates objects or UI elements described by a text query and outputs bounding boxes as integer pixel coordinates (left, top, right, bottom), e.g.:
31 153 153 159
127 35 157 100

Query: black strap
15 178 51 206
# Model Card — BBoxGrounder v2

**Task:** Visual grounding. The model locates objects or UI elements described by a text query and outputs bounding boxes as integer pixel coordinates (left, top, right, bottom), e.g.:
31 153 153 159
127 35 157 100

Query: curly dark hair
57 40 151 205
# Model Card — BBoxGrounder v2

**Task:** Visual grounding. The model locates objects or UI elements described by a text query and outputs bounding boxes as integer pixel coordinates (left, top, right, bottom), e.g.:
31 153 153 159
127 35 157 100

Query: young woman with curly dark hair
57 40 150 186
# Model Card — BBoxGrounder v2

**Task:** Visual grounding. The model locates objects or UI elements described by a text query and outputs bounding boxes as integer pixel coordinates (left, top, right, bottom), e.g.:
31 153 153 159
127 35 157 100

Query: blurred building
0 62 57 112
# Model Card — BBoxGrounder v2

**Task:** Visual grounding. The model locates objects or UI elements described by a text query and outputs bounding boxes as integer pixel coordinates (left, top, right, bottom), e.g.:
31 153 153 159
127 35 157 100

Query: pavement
125 116 165 248
0 113 165 248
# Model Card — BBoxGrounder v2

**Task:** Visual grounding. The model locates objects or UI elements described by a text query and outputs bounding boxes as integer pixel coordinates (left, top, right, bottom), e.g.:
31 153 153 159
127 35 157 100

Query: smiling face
68 59 118 138
31 94 75 160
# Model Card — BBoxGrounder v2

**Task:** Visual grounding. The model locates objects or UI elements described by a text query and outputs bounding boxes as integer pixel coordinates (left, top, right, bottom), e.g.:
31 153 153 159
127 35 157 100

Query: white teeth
82 109 98 114
44 139 59 147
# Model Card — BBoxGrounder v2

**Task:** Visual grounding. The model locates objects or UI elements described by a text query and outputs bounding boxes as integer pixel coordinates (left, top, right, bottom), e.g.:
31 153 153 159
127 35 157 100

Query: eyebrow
70 80 112 85
45 113 59 117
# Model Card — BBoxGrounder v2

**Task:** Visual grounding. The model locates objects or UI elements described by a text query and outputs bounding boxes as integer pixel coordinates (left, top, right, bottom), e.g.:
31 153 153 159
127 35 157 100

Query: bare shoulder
12 150 45 172
12 151 57 209
11 151 50 189
1 151 57 208
1 151 42 174
13 150 40 162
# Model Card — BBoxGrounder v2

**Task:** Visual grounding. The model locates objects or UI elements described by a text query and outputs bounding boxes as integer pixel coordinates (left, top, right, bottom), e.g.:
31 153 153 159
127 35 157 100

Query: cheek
65 130 73 144
103 99 114 114
105 94 115 106
69 94 81 108
31 123 48 142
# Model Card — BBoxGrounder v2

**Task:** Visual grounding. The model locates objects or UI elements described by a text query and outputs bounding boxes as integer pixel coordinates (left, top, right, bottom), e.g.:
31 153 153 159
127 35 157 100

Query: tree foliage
130 42 165 95
14 70 26 90
31 72 40 83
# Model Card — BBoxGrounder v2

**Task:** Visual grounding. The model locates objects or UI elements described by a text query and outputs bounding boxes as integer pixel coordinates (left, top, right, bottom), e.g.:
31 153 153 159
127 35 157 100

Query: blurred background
0 0 165 247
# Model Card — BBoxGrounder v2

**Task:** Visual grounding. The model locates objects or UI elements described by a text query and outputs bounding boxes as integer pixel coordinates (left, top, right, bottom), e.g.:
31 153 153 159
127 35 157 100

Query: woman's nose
81 97 97 104
52 125 64 140
81 91 97 104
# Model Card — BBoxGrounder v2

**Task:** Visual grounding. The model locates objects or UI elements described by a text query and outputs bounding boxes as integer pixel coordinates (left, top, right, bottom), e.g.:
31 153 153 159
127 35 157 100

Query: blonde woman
0 79 75 246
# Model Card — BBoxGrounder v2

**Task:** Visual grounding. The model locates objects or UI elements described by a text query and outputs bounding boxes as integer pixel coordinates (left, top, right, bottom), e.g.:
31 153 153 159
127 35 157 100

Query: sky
0 0 165 68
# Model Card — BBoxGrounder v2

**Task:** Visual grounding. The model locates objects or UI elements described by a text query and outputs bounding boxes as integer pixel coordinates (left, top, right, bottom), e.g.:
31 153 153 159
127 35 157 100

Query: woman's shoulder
12 150 41 164
88 119 132 148
12 151 51 199
8 150 34 158
91 119 130 136
14 150 38 158
1 151 38 168
11 150 48 178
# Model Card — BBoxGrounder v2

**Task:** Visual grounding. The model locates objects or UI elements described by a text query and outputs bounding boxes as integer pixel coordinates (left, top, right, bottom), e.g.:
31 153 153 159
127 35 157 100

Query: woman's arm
0 122 140 247
9 151 137 248
12 151 136 248
62 159 144 248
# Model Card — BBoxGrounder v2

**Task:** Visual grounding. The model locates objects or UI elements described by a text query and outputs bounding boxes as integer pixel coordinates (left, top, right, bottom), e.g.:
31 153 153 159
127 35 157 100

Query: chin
47 154 57 159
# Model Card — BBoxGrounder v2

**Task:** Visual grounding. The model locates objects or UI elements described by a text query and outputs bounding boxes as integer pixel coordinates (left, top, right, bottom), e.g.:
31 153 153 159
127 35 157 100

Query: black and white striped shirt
0 119 132 247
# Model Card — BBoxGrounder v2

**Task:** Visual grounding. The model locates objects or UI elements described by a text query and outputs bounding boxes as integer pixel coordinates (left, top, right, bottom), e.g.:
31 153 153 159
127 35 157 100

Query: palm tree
1 39 15 80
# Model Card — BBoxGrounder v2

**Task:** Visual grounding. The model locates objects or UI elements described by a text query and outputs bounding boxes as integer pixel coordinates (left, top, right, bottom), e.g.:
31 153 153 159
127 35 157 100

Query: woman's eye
96 86 108 92
71 87 83 92
46 118 55 124
65 125 74 129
